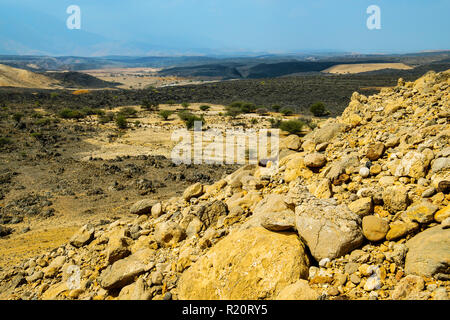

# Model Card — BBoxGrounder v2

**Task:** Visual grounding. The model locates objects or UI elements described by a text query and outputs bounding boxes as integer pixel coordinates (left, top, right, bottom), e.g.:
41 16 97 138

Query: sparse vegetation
181 102 190 110
271 105 281 112
280 107 294 116
115 115 128 129
117 107 138 118
98 112 114 124
200 105 211 111
178 111 203 129
279 119 305 135
59 108 85 119
309 102 329 117
158 110 173 121
12 112 24 122
0 137 12 147
142 100 159 111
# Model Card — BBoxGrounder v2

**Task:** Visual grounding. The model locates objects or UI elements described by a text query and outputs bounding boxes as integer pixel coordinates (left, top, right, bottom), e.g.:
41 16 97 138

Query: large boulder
130 199 158 215
69 224 95 248
177 227 310 300
183 183 204 201
295 199 364 261
99 249 155 290
196 201 228 229
404 225 450 280
154 221 186 248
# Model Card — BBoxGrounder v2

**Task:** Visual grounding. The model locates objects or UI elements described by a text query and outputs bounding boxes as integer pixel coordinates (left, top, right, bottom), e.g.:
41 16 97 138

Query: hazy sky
3 0 450 54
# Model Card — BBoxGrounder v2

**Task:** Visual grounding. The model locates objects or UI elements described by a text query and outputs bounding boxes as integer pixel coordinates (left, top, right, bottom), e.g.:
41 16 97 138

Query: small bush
115 115 128 129
12 113 24 122
117 107 138 118
178 111 203 129
271 105 281 112
256 108 269 116
280 107 294 116
98 112 114 124
181 102 190 110
269 117 282 128
142 100 159 111
279 120 305 135
226 107 241 118
35 118 52 126
159 110 173 121
200 105 210 111
81 107 104 116
0 137 12 147
310 102 329 117
59 108 85 119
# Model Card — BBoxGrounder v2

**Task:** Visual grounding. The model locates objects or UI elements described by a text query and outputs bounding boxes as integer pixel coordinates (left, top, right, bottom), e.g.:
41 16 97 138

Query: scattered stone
366 143 386 161
391 275 425 300
183 183 204 201
405 201 439 224
304 153 327 168
69 224 95 248
348 197 373 217
99 249 155 290
130 199 158 215
362 215 389 242
295 199 363 261
276 280 319 300
404 225 450 280
359 167 370 178
154 221 186 248
382 185 409 213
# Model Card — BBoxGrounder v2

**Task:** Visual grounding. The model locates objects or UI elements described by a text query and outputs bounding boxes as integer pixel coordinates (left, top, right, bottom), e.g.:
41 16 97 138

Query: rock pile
0 70 449 300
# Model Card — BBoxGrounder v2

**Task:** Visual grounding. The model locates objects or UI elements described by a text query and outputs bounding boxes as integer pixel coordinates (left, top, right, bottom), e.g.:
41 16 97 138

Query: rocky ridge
0 70 449 300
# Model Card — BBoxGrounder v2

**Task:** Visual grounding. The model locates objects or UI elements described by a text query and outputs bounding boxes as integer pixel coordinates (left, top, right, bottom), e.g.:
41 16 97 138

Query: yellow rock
434 205 450 223
177 227 310 300
42 282 69 300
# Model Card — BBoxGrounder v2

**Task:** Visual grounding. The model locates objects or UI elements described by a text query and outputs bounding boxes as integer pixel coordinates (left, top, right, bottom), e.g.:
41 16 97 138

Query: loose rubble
0 70 449 300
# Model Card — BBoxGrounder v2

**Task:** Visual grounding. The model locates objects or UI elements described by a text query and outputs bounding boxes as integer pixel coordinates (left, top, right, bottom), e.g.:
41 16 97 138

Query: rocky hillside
0 70 449 300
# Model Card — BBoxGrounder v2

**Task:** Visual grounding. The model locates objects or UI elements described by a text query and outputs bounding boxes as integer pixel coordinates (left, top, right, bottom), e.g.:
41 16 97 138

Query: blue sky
1 0 449 55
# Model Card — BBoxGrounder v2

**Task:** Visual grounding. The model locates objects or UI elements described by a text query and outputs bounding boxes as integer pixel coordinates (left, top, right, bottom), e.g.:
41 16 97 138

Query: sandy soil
81 68 218 89
322 63 413 74
0 64 61 89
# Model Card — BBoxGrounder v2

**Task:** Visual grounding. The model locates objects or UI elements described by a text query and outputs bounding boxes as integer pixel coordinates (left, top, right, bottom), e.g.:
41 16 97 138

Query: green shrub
98 112 114 124
81 107 104 116
158 110 173 120
35 118 52 126
309 102 328 117
226 107 241 118
117 107 138 118
0 137 12 147
115 115 128 129
279 120 305 135
59 108 85 119
178 111 203 129
271 105 281 112
12 113 24 122
200 105 210 111
269 117 282 128
142 100 159 111
280 107 294 116
181 102 190 110
240 103 256 113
